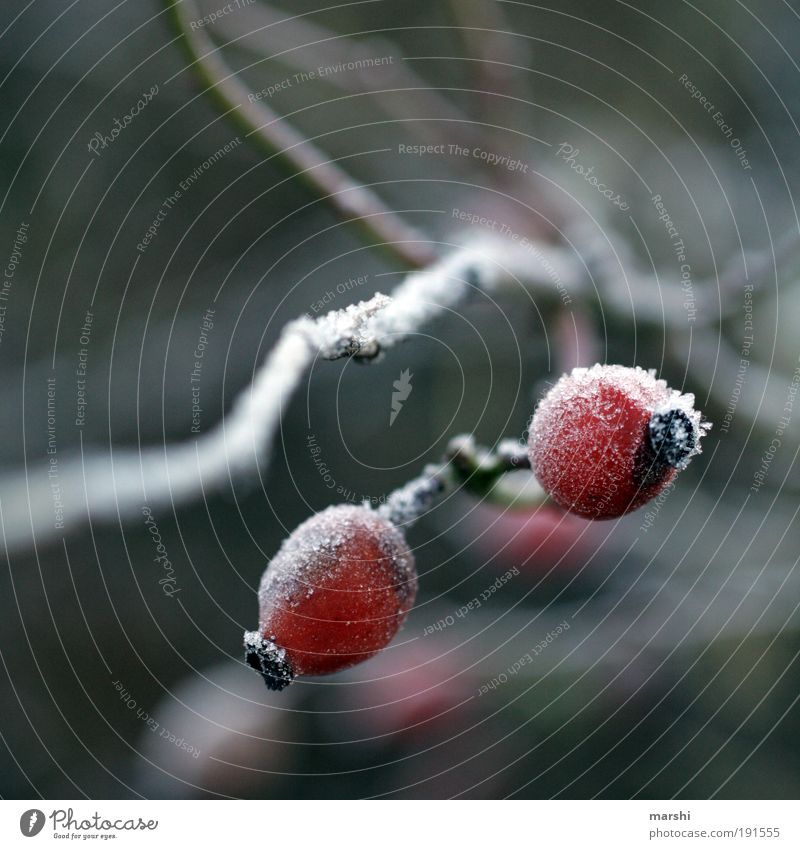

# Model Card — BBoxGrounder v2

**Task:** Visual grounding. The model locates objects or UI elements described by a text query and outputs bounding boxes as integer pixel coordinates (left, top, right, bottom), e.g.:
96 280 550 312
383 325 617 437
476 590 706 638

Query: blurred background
1 0 799 799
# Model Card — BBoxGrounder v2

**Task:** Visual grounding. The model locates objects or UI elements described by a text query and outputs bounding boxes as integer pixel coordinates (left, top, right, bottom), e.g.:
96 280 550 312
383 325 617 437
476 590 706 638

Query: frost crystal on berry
528 364 710 519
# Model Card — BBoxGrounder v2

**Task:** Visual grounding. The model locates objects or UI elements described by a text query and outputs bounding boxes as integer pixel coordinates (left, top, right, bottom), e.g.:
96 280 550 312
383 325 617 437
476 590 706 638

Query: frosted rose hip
528 365 708 519
245 505 417 689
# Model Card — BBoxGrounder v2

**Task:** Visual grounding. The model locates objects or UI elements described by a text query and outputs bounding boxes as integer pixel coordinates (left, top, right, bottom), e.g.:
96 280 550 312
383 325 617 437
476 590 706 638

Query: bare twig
377 434 540 527
212 0 488 153
566 217 793 433
715 226 800 319
167 0 437 268
447 0 533 142
682 329 788 426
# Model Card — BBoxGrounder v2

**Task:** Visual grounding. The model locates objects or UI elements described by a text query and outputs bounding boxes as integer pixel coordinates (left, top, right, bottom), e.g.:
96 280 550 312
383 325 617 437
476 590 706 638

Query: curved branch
1 237 569 553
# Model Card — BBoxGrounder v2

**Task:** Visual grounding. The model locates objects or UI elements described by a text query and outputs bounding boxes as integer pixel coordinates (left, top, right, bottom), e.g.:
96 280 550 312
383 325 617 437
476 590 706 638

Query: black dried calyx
244 631 295 691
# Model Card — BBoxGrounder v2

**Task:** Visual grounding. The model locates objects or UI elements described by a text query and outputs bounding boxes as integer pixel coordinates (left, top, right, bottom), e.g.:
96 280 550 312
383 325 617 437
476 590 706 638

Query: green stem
378 434 548 527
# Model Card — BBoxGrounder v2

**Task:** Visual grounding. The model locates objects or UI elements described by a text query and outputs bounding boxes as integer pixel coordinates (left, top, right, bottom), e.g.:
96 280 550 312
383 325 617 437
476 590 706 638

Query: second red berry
245 504 417 689
528 364 708 519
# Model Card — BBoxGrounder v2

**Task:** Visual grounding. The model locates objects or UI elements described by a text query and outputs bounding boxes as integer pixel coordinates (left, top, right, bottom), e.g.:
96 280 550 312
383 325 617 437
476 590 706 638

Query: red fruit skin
255 505 417 678
529 365 683 519
464 502 604 572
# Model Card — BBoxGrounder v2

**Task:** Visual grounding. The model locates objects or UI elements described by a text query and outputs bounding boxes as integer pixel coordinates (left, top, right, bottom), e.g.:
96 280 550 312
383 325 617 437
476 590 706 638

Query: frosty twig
0 238 558 552
377 434 541 528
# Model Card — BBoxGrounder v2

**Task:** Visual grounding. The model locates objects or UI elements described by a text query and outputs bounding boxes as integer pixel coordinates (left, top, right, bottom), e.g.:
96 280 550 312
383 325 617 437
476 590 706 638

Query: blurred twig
569 218 795 434
167 0 437 268
213 0 489 153
447 0 533 143
684 329 787 424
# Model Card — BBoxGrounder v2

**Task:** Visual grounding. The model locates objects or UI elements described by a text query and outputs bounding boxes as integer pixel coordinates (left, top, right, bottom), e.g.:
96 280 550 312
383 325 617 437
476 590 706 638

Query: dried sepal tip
244 631 295 691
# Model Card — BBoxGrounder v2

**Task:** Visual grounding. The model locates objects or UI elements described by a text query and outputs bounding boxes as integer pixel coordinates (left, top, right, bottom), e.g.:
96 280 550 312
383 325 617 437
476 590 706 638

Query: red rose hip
528 364 708 519
245 504 417 689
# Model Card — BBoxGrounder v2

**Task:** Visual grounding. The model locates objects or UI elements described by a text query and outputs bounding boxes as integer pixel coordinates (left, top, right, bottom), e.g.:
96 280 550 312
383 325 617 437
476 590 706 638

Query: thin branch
568 218 794 431
167 0 437 269
213 0 489 153
715 226 800 319
682 329 788 428
447 0 533 147
377 434 540 527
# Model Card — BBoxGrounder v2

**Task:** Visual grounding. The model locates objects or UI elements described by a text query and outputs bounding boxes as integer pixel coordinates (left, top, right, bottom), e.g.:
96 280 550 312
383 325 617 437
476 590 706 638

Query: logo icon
19 809 45 837
389 369 413 426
